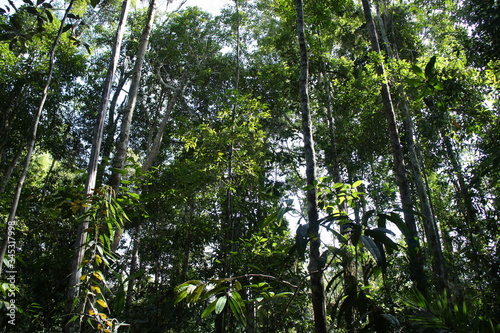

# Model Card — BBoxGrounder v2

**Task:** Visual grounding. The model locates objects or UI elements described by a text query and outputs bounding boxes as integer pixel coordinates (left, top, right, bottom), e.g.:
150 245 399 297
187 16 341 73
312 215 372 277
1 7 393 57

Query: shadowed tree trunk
361 0 428 296
295 0 328 332
108 0 157 191
0 0 76 275
375 7 449 294
64 0 130 330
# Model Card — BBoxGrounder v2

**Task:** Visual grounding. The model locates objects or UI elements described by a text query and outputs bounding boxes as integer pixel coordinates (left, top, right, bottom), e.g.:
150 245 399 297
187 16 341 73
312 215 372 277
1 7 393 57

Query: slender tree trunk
97 71 130 187
125 224 142 314
375 8 448 293
361 0 428 296
0 0 76 275
441 133 477 227
65 0 130 329
295 1 327 332
109 0 157 191
141 73 188 171
0 150 21 194
107 0 156 259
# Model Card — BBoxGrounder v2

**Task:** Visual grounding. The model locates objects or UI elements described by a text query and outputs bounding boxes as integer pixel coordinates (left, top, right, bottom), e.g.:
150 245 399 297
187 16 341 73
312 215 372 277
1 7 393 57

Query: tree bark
65 0 130 329
0 0 76 275
97 71 130 187
109 0 157 191
295 1 327 332
361 0 428 296
375 8 448 293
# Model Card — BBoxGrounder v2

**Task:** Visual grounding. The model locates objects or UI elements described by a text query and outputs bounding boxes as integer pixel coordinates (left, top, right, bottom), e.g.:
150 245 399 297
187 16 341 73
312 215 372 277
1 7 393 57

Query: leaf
96 299 107 308
411 65 425 78
26 6 38 15
109 167 127 175
201 300 217 318
62 24 72 33
191 283 205 302
234 280 242 291
360 235 384 267
247 264 263 272
432 81 444 90
215 295 227 314
228 292 246 326
295 223 309 259
425 56 437 78
352 180 363 188
113 287 125 315
44 9 53 22
93 271 103 281
362 210 376 227
381 313 400 327
91 285 102 294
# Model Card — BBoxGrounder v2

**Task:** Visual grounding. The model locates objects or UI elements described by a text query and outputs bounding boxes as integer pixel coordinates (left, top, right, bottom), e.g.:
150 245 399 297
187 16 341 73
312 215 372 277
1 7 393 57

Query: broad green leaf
411 65 425 78
215 295 227 314
360 235 383 267
191 283 205 302
352 180 363 188
228 292 246 326
201 300 217 318
425 56 437 78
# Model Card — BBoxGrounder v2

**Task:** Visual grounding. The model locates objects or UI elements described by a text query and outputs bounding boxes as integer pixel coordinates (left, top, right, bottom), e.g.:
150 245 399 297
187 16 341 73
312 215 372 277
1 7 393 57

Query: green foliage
405 289 500 332
68 186 129 332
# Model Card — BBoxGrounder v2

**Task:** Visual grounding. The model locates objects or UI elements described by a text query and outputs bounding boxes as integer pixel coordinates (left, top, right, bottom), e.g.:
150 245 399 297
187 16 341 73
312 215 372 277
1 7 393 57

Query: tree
295 0 327 331
65 0 130 329
0 0 77 275
360 0 428 296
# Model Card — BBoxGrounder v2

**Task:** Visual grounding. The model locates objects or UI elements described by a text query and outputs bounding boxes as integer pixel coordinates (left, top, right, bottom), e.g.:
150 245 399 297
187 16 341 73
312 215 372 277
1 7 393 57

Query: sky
0 0 233 15
180 0 231 15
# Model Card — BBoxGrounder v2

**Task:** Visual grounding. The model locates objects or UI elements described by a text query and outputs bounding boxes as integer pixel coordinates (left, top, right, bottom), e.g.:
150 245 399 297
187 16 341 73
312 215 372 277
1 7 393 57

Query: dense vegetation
0 0 499 332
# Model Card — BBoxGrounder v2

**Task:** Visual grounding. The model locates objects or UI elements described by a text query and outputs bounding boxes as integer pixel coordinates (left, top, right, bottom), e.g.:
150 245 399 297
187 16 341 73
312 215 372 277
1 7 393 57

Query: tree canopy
0 0 499 332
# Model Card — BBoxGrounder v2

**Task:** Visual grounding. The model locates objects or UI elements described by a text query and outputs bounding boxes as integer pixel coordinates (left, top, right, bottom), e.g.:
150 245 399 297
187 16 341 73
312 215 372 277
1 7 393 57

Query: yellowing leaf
93 271 103 281
96 299 107 308
106 321 112 326
88 309 95 316
98 313 107 319
91 285 102 294
95 255 102 265
80 275 87 281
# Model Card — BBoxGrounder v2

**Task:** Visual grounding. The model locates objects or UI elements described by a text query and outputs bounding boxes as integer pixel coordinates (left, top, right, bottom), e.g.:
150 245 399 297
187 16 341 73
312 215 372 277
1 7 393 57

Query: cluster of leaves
66 186 129 332
175 276 294 328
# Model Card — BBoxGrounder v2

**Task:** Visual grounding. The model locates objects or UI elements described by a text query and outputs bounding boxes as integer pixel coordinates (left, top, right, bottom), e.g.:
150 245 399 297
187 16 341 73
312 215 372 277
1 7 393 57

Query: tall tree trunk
65 0 130 329
0 150 21 194
361 0 428 296
0 0 76 275
295 1 327 332
375 8 448 293
109 0 157 191
107 0 156 257
97 71 130 187
124 224 142 314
